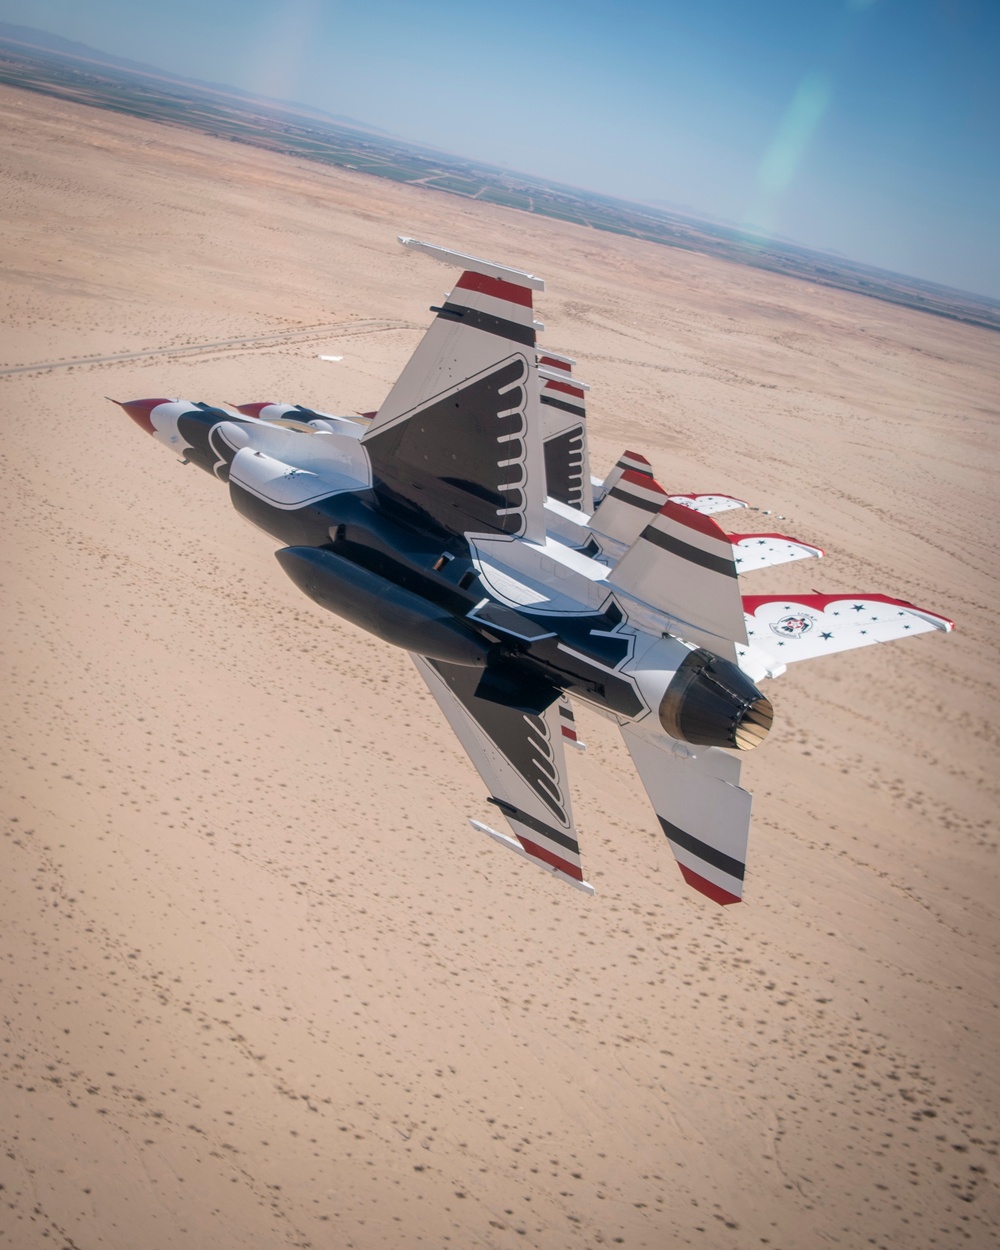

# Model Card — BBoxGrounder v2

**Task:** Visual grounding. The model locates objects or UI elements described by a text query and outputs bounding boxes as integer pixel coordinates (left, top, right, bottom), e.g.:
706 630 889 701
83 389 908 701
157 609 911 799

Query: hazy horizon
1 0 997 299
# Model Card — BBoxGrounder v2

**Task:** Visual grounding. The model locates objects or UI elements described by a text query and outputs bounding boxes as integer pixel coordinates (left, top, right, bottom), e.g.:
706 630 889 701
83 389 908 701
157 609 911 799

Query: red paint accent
357 411 378 420
618 468 667 496
658 499 730 540
539 355 571 371
620 450 652 470
516 836 583 881
114 398 172 436
544 379 585 399
561 727 578 741
233 402 275 418
678 863 741 905
741 592 954 629
455 269 533 308
726 532 825 555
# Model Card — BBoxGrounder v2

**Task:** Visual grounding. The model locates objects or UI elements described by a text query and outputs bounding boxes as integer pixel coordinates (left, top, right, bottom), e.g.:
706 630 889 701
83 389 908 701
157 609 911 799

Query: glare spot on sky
758 73 833 198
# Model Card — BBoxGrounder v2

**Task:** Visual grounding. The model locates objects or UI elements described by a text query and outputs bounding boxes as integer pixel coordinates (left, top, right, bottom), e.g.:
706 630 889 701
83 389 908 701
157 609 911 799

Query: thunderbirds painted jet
115 238 952 903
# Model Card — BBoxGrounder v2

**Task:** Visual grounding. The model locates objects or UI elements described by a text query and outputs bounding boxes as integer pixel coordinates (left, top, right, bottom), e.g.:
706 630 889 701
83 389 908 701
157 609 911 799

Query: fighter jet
114 237 952 903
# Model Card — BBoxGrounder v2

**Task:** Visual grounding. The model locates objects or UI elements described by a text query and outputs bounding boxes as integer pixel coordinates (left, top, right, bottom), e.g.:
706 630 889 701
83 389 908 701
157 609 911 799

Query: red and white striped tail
599 449 654 500
590 468 669 549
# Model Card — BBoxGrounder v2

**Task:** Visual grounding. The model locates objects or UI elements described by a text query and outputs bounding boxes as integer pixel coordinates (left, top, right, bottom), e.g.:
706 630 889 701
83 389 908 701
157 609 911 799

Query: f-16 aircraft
114 237 952 903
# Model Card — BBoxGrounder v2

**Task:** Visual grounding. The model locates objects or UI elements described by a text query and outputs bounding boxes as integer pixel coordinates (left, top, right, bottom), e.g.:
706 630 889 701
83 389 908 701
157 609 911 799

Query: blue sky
3 0 998 298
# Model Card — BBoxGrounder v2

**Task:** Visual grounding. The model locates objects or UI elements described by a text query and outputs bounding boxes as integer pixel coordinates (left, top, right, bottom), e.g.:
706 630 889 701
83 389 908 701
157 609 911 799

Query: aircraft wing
411 656 593 893
668 493 748 515
728 531 824 572
740 593 954 675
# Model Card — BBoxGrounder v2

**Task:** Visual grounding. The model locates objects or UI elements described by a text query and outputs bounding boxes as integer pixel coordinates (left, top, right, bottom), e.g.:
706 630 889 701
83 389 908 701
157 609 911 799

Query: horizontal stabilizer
668 493 748 515
412 654 591 890
609 501 748 657
728 532 824 573
741 593 954 668
620 724 751 904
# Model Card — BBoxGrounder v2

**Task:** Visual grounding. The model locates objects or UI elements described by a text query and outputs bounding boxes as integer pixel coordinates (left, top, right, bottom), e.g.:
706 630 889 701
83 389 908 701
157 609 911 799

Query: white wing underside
730 534 823 572
738 594 954 680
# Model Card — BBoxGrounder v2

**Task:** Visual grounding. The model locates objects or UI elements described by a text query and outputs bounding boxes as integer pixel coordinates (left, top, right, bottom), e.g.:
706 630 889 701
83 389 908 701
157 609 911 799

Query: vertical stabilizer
363 239 547 541
590 469 669 551
608 501 747 658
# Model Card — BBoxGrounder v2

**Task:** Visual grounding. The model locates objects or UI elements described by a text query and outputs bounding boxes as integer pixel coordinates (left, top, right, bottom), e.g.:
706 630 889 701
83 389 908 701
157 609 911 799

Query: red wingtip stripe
543 379 586 399
516 836 584 881
619 468 667 494
233 402 274 417
538 355 571 372
455 269 533 308
561 727 578 741
659 499 730 539
741 592 955 629
678 864 741 905
621 450 652 469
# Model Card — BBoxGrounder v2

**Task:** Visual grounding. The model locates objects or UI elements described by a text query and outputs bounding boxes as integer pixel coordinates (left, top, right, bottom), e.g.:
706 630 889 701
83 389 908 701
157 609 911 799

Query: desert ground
1 83 998 1250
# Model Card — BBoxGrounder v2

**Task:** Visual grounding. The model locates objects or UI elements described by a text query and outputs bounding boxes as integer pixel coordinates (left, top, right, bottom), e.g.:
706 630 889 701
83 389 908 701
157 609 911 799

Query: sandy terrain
2 84 998 1250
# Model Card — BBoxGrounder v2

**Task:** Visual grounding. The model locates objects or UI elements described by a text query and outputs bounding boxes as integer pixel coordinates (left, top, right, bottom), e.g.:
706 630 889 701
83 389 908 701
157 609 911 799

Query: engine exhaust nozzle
659 648 773 751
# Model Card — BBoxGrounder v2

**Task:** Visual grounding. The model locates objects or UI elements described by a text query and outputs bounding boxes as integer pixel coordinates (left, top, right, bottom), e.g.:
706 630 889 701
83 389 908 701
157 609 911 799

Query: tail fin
537 352 594 513
608 501 747 659
363 239 546 541
590 468 669 552
597 450 654 502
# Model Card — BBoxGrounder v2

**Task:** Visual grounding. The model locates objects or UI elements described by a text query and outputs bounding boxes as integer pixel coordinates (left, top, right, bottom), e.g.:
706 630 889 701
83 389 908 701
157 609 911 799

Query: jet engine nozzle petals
111 397 175 436
659 647 773 751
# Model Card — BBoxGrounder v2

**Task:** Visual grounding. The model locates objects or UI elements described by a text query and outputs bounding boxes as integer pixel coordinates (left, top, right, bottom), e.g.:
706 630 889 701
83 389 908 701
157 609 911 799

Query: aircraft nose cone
110 397 173 435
